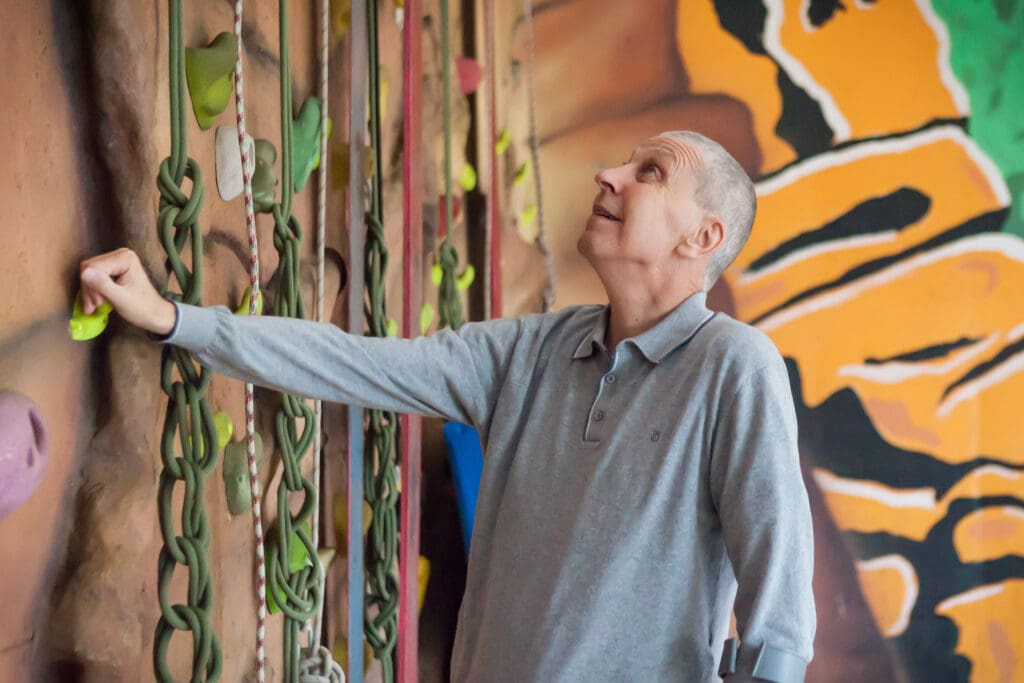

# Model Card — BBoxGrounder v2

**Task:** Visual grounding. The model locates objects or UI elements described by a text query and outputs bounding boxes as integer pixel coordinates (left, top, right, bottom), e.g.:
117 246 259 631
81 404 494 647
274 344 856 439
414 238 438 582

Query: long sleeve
163 302 521 438
709 357 816 682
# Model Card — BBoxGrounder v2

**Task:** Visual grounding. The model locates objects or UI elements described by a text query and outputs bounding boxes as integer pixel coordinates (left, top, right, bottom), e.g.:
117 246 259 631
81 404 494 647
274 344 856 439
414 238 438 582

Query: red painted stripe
398 1 424 681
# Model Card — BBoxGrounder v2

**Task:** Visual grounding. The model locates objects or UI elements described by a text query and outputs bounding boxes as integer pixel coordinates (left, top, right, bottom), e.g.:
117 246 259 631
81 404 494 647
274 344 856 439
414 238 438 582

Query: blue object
443 422 484 555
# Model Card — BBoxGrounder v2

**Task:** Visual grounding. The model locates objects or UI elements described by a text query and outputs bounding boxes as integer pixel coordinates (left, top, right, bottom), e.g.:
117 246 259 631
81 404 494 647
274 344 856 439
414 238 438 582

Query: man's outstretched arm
710 354 816 683
79 248 517 433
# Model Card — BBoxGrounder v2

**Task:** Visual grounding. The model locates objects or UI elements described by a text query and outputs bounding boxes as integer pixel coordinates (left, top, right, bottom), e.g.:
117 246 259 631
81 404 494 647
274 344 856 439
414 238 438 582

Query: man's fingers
80 248 137 283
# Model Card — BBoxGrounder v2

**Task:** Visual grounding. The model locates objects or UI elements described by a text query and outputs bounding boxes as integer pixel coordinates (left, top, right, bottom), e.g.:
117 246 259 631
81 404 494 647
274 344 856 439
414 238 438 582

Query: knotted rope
299 0 344 679
153 1 222 680
362 0 401 679
230 2 269 679
264 2 322 680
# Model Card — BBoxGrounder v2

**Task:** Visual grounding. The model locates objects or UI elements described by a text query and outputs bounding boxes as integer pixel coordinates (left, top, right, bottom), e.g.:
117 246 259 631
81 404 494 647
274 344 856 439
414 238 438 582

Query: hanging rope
521 0 555 312
231 2 269 680
362 0 400 679
264 2 322 681
299 0 345 679
438 0 464 329
153 1 222 680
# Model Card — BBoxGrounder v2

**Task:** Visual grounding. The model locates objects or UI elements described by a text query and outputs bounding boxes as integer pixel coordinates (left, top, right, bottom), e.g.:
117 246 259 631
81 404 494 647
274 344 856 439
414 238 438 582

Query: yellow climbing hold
456 265 476 292
518 203 538 243
514 162 529 186
431 263 444 286
386 319 399 337
184 32 238 130
213 412 233 452
233 287 263 316
419 555 431 612
332 0 352 37
459 162 478 192
420 303 436 335
495 128 512 155
69 291 113 341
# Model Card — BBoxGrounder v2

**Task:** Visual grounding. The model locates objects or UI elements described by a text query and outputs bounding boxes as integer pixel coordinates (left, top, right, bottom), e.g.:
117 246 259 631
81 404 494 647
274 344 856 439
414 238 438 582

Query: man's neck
603 276 704 350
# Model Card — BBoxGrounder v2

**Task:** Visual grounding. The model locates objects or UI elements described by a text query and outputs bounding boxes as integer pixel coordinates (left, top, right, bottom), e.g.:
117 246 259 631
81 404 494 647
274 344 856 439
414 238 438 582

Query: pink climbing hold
0 391 50 519
456 57 482 95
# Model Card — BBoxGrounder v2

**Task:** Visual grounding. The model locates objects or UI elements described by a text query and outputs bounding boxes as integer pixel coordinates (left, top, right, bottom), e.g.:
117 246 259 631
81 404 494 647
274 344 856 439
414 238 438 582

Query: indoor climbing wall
533 1 1024 681
0 1 345 680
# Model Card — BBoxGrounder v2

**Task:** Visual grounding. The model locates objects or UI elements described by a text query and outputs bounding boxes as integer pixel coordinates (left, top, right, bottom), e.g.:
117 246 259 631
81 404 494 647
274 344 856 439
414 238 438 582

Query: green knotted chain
362 0 400 679
263 1 321 681
153 1 222 681
438 0 464 330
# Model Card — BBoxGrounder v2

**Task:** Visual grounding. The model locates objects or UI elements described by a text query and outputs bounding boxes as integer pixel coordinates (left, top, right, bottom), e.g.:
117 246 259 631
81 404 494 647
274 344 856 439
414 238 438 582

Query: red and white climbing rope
232 2 268 680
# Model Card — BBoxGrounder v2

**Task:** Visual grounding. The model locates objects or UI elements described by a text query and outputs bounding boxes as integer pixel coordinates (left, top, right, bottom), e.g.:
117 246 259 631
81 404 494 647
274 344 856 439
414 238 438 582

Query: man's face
578 135 706 271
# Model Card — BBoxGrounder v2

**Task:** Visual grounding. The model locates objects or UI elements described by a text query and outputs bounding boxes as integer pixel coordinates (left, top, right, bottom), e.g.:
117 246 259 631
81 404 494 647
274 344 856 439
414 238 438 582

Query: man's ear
677 216 725 259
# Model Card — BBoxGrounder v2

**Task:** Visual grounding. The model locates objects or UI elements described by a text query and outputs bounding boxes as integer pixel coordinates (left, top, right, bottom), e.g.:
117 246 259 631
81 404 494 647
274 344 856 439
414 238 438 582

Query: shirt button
594 410 605 422
604 374 616 384
650 431 661 442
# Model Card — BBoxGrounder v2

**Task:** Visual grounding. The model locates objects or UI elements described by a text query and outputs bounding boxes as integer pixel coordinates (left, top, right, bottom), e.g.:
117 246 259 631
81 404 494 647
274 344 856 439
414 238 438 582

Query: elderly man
80 131 815 682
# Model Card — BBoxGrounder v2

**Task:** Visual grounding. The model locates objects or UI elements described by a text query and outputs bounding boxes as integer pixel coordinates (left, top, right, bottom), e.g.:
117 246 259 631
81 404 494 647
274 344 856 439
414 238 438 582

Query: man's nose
594 166 621 194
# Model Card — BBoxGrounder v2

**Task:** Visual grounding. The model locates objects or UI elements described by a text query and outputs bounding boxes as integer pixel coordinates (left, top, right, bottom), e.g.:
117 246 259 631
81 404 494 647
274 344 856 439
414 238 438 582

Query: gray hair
660 131 756 289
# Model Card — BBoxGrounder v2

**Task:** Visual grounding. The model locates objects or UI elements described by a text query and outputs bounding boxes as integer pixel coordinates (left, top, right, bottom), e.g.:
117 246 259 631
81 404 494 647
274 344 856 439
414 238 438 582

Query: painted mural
675 1 1024 680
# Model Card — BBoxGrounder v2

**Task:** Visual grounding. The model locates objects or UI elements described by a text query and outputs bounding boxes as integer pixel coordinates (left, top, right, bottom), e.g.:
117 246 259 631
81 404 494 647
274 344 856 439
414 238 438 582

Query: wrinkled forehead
631 134 704 174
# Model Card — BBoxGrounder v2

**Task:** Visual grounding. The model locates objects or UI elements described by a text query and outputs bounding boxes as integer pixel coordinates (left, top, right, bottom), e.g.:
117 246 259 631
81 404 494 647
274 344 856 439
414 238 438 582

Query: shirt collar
572 292 715 364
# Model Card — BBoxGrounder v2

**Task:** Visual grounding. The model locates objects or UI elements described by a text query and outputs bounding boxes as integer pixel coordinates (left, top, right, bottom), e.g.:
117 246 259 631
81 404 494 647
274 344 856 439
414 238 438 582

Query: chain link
153 1 223 680
263 2 322 681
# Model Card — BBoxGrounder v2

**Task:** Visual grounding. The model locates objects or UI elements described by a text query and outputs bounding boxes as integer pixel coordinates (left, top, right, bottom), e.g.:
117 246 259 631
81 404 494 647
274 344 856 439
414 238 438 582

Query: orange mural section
937 581 1024 683
769 0 966 142
730 128 1010 323
762 235 1024 463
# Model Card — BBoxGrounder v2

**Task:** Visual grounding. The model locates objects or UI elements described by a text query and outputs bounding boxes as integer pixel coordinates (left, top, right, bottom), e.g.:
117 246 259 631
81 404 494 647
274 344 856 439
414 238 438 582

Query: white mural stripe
755 125 1009 206
837 334 1000 384
937 582 1006 613
814 468 938 509
915 0 971 115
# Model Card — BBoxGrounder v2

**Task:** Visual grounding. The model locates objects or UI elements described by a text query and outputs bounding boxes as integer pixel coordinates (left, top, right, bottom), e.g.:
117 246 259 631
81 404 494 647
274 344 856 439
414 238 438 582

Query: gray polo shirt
165 291 815 682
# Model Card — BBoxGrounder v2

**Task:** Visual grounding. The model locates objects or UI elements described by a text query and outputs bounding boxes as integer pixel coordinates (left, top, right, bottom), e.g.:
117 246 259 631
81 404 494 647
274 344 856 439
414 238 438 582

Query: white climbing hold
216 125 256 201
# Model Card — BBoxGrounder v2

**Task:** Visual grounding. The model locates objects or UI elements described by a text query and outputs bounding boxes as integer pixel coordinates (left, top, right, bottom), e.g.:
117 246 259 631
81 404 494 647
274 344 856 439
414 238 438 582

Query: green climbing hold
495 128 512 155
431 263 444 286
267 521 312 614
185 32 238 130
420 303 436 335
514 161 530 186
456 265 475 292
252 139 278 214
459 162 477 192
234 287 264 316
69 291 113 341
292 97 327 193
222 433 263 516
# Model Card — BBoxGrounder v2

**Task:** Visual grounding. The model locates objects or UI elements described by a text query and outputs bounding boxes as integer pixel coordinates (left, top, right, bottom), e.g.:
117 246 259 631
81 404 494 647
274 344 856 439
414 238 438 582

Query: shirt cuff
151 301 219 351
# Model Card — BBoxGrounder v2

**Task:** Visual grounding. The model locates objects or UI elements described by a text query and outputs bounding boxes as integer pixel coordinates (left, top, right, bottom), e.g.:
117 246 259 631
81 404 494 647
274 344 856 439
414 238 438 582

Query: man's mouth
592 204 621 222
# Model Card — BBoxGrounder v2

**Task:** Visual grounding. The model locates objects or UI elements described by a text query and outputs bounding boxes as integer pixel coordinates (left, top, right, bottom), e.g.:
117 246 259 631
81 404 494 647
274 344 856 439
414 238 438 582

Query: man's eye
640 164 660 178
